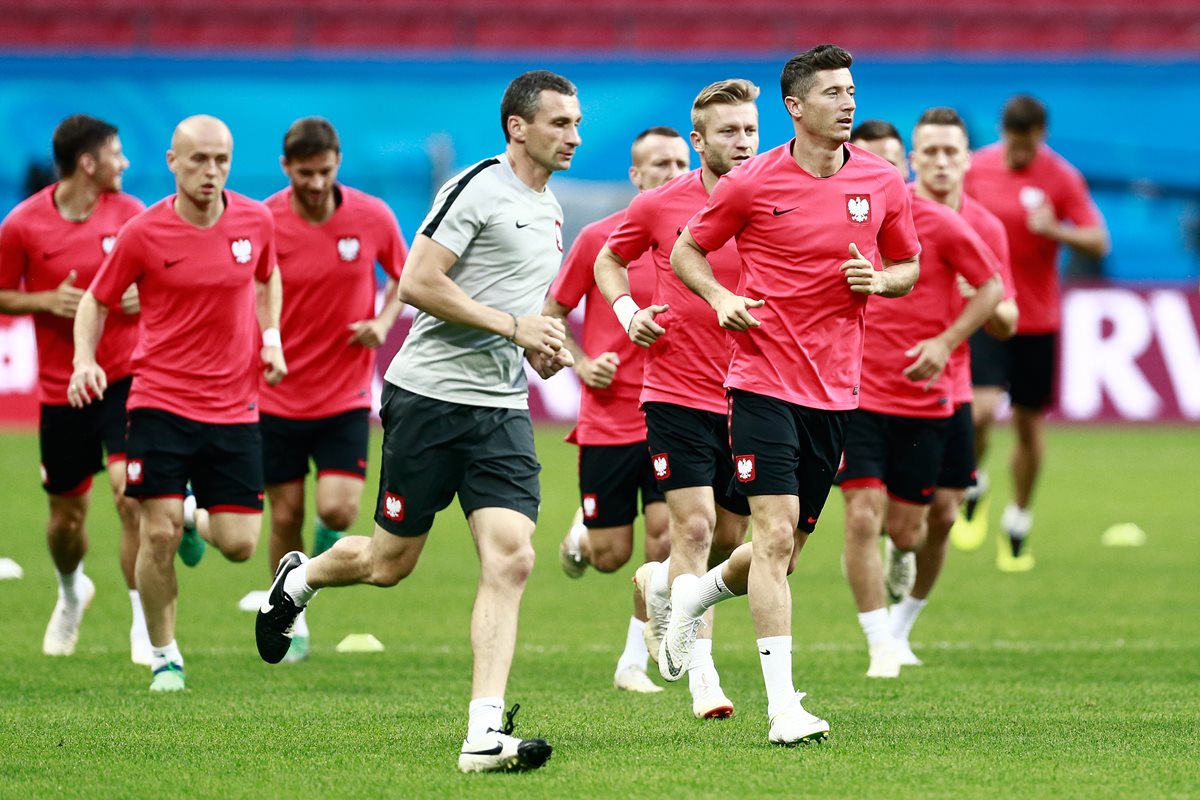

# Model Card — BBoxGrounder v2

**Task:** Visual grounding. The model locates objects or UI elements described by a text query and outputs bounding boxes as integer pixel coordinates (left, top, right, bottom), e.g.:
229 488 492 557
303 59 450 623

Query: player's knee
141 524 178 556
48 505 87 537
368 551 417 586
928 503 958 540
755 520 794 561
890 521 927 552
676 512 715 553
319 504 358 533
590 538 631 573
845 502 882 540
270 503 304 534
484 541 535 586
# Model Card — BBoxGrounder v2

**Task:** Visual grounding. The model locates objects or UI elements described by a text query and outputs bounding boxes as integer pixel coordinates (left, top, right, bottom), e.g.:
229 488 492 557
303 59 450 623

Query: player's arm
841 243 920 298
541 294 616 389
67 290 110 407
348 277 405 348
594 245 668 347
256 268 287 385
671 227 762 331
905 274 1003 387
1027 206 1110 259
399 233 564 357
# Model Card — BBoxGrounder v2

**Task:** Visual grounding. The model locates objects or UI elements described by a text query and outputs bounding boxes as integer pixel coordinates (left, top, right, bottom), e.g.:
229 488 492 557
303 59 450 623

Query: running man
548 126 690 694
260 117 408 662
70 114 286 692
0 114 149 662
254 70 580 774
667 45 921 745
595 79 761 720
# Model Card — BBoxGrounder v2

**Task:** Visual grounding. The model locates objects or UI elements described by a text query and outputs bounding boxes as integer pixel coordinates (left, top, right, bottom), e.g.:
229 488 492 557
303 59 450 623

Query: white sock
1002 503 1033 539
889 595 927 642
129 590 147 631
566 517 586 556
648 558 670 600
696 564 736 610
57 562 83 602
673 573 704 618
616 617 649 672
283 563 317 606
757 636 795 719
150 640 183 671
467 696 505 742
183 493 197 529
292 607 310 638
687 638 716 691
858 608 891 648
966 470 990 500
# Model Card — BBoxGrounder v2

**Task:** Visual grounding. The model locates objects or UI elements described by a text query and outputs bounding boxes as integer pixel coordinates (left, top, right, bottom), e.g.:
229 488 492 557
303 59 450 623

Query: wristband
504 313 519 343
612 294 640 333
262 327 282 348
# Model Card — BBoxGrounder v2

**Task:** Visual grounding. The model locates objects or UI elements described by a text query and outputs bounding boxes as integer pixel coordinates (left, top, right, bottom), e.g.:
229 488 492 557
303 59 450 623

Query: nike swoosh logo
773 207 799 216
515 222 531 229
663 647 683 678
759 649 771 655
462 743 504 756
807 515 818 525
43 247 70 260
260 601 274 614
164 258 185 267
676 227 683 236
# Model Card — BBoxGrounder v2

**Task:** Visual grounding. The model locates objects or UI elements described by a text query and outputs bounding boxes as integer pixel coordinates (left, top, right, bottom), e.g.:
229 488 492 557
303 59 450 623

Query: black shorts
374 384 540 537
643 401 750 516
836 408 951 506
1008 333 1058 410
260 409 370 485
727 389 849 534
124 408 264 512
937 403 976 490
578 442 665 528
39 376 131 496
969 328 1010 389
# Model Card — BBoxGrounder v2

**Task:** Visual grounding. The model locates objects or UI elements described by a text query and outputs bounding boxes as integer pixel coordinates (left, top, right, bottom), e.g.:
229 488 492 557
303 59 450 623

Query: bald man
70 114 285 691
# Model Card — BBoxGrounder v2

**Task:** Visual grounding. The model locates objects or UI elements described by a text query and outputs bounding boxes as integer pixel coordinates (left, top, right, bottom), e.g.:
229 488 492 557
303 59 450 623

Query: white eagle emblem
126 459 143 484
231 238 253 264
582 495 597 519
101 235 117 254
653 454 669 479
1019 186 1046 210
384 493 403 520
736 456 755 482
847 196 870 223
337 237 360 262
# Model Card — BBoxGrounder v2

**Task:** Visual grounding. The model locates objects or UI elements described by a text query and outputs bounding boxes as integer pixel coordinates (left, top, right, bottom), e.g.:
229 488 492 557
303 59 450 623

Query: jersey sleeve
550 223 605 310
980 216 1016 300
0 214 28 291
605 191 655 264
373 199 407 281
419 166 492 258
946 216 1001 288
89 225 143 308
687 171 751 254
1056 163 1104 229
255 213 276 282
877 173 921 263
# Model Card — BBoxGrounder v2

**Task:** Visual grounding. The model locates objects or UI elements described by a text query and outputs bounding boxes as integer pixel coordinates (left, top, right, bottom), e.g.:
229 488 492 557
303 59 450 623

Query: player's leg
310 409 370 556
105 459 150 665
958 328 1011 544
1000 333 1054 570
136 496 186 690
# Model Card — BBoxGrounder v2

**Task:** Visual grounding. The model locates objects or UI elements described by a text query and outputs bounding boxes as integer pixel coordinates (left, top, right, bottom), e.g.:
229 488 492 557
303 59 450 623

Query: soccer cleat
282 634 310 663
178 489 205 567
312 521 343 557
768 693 829 746
950 492 989 552
558 508 588 579
149 662 186 692
884 538 917 606
613 664 663 694
458 704 552 774
996 534 1035 572
130 624 153 666
255 551 309 664
42 574 96 656
659 574 703 682
633 561 669 665
866 638 902 678
691 671 734 719
894 639 923 667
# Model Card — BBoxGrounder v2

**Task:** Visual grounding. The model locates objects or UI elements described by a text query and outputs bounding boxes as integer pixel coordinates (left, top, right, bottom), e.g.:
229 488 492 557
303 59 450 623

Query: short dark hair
52 114 118 178
1002 95 1047 134
914 106 969 144
780 44 853 102
500 70 577 142
283 117 340 160
633 126 683 145
850 119 902 146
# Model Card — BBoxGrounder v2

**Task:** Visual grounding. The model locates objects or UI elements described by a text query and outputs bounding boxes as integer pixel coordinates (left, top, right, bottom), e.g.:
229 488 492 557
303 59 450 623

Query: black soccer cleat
255 551 308 664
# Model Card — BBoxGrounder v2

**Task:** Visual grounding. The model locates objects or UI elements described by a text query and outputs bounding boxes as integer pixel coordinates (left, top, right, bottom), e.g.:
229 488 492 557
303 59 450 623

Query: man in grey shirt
255 70 581 774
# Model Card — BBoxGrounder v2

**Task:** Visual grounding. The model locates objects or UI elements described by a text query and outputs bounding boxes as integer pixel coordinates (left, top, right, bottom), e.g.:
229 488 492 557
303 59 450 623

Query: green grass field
0 424 1197 799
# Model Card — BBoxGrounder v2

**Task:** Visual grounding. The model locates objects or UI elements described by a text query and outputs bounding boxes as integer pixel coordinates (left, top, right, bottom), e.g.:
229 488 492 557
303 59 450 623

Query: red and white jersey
951 194 1015 404
89 191 276 424
859 191 1000 418
0 186 144 404
260 186 406 419
687 142 921 411
606 169 743 416
549 208 653 445
965 143 1103 334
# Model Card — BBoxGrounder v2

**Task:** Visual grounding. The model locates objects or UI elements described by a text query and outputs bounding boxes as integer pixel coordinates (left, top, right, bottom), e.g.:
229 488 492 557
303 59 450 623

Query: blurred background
1 0 1199 423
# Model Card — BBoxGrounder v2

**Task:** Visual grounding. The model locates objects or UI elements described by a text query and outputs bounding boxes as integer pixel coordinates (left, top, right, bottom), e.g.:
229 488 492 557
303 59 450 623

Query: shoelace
501 703 521 736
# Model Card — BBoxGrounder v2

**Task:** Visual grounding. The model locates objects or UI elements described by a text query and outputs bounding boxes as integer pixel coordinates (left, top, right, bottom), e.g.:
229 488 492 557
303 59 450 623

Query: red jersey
259 186 406 419
951 194 1015 404
859 191 999 418
0 186 144 404
965 143 1103 334
606 170 743 416
549 209 653 445
687 143 921 411
89 192 276 424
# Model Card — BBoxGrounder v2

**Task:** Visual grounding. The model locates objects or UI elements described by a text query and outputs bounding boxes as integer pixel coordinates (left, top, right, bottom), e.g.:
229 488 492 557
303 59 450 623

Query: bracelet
612 294 640 333
504 313 519 343
262 327 282 348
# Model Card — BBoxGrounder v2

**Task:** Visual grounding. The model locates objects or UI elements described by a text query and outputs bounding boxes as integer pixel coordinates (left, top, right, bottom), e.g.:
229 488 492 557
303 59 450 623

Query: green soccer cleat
178 488 205 567
282 634 310 663
149 663 186 692
312 521 343 557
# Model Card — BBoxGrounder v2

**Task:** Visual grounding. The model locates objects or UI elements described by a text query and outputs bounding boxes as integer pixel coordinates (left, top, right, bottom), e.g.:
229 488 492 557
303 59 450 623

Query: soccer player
886 107 1018 663
963 95 1109 570
667 45 921 744
69 114 286 692
260 117 408 663
0 114 149 662
254 70 579 774
595 79 760 720
547 126 690 694
839 120 1002 678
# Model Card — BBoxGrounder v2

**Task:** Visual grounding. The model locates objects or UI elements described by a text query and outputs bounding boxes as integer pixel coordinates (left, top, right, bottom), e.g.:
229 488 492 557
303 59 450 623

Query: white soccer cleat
458 705 552 774
633 561 669 665
42 574 95 656
866 638 903 678
130 623 153 666
894 639 923 667
613 664 663 694
884 537 917 605
768 693 829 745
691 670 734 719
558 508 588 579
658 573 702 682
